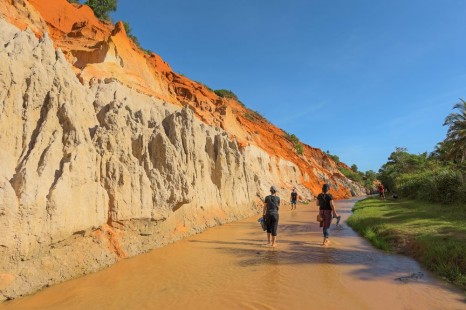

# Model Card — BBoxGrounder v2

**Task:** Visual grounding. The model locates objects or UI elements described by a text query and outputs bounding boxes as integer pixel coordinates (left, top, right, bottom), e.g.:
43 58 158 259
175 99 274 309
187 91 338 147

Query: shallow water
2 198 465 310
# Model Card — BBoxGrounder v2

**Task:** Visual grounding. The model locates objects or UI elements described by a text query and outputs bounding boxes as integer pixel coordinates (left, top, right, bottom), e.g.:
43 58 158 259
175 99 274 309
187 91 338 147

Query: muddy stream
1 198 465 309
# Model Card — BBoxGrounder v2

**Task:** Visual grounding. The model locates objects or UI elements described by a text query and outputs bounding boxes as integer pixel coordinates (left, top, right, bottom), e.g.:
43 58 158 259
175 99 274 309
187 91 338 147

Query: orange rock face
0 0 361 198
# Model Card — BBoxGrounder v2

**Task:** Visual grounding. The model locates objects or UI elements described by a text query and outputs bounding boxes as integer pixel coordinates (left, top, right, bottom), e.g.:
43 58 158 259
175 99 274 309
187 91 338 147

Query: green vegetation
378 100 466 205
244 112 256 121
214 89 239 101
440 99 466 163
85 0 117 21
337 164 377 190
295 143 304 155
339 167 364 183
122 22 152 54
214 89 245 106
362 170 377 189
379 147 466 204
123 22 139 47
325 150 376 190
244 110 266 122
326 150 340 163
348 100 466 292
284 132 304 155
74 1 152 54
348 197 466 291
252 110 265 120
194 81 213 92
330 155 340 163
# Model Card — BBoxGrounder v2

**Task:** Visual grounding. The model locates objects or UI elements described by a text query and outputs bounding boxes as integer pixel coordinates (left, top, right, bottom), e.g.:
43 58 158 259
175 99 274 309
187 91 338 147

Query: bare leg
271 235 277 247
267 233 271 245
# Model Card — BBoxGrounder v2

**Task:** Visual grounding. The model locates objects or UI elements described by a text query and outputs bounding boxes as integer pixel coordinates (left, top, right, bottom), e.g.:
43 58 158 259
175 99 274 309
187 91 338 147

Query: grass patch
348 197 466 291
214 89 238 100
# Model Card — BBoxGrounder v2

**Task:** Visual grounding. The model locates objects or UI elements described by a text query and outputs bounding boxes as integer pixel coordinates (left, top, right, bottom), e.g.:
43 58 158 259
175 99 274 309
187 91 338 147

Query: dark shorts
265 213 279 236
291 199 297 204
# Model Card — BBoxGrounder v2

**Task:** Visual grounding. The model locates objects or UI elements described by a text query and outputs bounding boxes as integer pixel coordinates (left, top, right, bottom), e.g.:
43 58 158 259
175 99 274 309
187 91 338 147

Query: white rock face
0 19 324 300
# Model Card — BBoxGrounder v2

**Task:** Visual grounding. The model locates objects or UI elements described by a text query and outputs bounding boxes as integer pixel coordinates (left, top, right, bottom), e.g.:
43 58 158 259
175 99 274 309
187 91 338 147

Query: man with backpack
263 186 280 247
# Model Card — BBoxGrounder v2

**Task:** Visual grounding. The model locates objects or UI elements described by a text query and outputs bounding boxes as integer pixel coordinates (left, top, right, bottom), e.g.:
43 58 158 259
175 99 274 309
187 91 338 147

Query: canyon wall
0 0 367 301
0 19 352 300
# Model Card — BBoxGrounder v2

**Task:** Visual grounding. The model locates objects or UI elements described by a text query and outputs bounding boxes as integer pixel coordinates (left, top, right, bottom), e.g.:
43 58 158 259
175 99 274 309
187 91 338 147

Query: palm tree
432 140 455 161
443 99 466 164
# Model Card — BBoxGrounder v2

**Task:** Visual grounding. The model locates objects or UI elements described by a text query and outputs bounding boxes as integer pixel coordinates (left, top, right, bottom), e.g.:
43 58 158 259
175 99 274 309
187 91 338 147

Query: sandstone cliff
1 0 366 196
0 0 366 301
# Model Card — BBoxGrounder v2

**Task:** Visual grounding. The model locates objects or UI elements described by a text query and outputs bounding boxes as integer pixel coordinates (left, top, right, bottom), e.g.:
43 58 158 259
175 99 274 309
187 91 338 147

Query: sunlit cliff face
0 0 362 200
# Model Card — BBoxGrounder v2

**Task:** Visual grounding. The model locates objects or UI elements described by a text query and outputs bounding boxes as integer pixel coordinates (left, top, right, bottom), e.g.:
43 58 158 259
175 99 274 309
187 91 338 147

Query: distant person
316 184 338 246
378 184 385 200
290 188 298 210
263 186 280 247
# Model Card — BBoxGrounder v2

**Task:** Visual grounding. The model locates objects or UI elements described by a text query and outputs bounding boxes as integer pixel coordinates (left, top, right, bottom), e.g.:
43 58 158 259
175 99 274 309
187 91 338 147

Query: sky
111 0 466 172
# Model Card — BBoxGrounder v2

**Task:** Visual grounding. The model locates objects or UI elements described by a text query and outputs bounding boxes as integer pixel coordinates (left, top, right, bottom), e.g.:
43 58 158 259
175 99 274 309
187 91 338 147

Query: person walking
316 183 338 246
263 186 280 247
378 184 385 200
290 187 298 210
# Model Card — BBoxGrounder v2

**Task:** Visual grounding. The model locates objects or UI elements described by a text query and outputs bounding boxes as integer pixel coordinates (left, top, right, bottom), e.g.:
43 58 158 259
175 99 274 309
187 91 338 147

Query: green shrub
85 0 117 21
329 154 340 163
339 167 364 183
295 143 304 155
284 132 304 155
214 89 239 101
284 132 299 144
122 21 153 54
396 168 463 204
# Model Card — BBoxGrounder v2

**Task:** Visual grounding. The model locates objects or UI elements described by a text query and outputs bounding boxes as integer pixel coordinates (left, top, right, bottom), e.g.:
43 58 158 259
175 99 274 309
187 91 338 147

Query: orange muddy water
2 198 465 310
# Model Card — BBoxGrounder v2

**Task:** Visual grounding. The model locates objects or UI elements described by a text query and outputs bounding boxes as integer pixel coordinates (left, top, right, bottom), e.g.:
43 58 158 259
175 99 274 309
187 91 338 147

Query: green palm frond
442 99 466 163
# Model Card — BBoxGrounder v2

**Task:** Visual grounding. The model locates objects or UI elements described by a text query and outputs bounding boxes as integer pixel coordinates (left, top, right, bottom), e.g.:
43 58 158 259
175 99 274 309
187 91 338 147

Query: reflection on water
1 199 464 310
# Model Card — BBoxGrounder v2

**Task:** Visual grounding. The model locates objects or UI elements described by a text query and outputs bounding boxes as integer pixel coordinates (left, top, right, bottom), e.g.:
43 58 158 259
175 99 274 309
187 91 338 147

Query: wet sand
1 198 465 310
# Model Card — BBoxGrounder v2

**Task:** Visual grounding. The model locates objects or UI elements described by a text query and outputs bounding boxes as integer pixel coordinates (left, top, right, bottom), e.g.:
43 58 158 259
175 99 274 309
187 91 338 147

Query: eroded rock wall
0 19 321 300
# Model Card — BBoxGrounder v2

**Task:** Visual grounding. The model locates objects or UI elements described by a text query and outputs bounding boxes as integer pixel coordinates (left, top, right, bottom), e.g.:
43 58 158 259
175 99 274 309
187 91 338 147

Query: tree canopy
442 99 466 163
377 101 466 206
85 0 117 20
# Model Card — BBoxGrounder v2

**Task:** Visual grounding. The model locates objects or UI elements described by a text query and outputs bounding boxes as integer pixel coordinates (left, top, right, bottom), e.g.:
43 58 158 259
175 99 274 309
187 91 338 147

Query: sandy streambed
1 198 464 310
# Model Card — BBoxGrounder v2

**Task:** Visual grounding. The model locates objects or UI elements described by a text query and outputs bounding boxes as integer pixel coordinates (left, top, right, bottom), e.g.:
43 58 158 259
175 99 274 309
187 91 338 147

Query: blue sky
112 0 466 172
